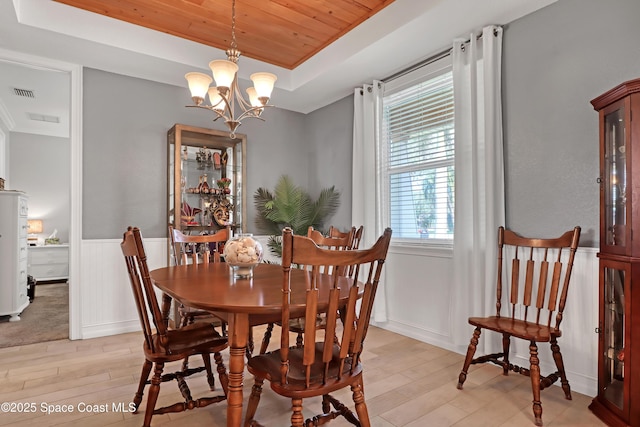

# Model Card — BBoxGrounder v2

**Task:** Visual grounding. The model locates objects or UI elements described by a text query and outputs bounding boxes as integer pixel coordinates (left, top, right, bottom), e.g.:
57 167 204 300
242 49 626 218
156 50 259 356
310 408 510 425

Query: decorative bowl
223 233 263 278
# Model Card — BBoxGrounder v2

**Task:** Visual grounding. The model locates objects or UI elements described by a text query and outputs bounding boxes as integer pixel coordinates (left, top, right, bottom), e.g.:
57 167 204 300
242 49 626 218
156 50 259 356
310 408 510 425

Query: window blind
382 71 455 240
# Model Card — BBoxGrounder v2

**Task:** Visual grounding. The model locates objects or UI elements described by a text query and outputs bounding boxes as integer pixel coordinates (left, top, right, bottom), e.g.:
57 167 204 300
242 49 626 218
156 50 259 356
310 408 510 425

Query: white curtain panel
352 81 387 322
451 25 506 351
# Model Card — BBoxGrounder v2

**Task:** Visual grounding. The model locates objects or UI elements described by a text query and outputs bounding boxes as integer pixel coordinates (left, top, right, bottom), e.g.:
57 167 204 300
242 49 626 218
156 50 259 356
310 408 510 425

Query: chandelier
184 0 277 139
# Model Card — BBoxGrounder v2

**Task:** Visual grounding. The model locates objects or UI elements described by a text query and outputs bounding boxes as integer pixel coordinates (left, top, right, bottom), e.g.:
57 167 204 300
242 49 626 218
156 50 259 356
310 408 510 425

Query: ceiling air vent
14 88 35 98
28 113 60 123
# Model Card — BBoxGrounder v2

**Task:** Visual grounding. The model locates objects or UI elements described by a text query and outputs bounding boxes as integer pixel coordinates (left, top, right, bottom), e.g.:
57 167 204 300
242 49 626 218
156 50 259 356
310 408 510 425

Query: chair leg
143 362 164 427
296 332 304 348
202 353 216 391
220 321 228 337
457 327 481 389
351 378 371 427
244 377 264 427
247 328 255 359
133 359 152 412
214 351 229 396
291 398 304 427
502 333 511 375
550 337 572 400
260 323 274 354
529 342 543 426
322 394 331 414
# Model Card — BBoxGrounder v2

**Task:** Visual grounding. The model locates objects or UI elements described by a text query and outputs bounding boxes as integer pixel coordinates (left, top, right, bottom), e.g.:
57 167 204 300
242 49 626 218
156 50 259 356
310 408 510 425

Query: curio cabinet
167 124 246 238
589 78 640 427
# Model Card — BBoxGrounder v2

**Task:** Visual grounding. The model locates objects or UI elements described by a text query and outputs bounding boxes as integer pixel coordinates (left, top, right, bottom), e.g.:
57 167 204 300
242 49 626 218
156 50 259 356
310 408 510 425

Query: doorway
0 47 82 342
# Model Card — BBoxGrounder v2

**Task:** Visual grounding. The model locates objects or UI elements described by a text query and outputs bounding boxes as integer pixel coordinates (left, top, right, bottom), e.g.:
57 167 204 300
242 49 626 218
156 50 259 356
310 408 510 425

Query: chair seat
144 322 227 362
468 316 562 342
248 343 361 397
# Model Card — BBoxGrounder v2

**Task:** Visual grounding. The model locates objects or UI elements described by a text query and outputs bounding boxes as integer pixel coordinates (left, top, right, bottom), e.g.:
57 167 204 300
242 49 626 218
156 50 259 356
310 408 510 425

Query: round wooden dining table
150 261 356 427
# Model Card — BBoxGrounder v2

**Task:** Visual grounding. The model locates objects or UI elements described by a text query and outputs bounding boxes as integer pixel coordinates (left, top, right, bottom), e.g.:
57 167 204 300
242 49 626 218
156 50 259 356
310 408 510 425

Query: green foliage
254 175 341 257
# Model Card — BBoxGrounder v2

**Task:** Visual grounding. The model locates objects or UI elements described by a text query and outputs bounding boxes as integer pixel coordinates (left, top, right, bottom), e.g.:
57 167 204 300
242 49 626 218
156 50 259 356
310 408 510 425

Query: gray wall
82 68 310 239
85 0 639 245
9 132 70 242
304 94 354 231
297 0 640 248
503 0 640 247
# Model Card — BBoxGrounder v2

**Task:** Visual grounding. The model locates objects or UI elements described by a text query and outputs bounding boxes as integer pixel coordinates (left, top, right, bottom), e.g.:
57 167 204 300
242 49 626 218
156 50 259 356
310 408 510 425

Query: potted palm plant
254 175 341 257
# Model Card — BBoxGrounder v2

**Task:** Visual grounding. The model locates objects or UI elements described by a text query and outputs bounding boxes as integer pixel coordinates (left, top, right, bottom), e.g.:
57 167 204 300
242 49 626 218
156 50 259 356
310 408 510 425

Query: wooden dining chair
245 227 392 427
457 226 581 426
121 227 228 427
328 224 364 250
169 225 230 328
331 225 364 275
258 226 357 354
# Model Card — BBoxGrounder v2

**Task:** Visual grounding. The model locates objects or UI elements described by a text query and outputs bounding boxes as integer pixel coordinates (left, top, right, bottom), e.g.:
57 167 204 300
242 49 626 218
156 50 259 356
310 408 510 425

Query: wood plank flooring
0 325 605 426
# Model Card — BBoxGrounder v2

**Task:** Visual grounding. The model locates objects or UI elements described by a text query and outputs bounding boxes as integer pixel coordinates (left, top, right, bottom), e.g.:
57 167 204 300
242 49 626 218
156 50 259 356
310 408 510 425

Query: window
380 63 454 243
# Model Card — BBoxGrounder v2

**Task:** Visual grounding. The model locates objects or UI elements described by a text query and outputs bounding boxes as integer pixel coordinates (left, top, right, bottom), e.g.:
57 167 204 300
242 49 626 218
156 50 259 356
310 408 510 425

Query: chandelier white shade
184 0 277 138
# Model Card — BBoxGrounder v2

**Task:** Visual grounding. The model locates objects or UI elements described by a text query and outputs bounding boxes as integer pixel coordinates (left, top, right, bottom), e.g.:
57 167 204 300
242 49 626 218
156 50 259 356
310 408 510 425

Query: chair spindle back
497 226 581 331
121 227 167 353
279 227 392 386
169 225 230 265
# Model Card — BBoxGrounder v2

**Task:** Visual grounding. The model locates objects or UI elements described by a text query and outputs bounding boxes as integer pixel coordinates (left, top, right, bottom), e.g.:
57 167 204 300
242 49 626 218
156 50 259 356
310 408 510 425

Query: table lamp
27 219 43 246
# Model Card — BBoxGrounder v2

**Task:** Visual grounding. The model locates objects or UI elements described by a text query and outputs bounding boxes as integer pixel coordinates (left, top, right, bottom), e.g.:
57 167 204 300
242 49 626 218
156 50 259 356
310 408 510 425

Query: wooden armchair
258 226 357 354
457 226 581 426
169 225 230 328
121 227 228 427
244 227 392 427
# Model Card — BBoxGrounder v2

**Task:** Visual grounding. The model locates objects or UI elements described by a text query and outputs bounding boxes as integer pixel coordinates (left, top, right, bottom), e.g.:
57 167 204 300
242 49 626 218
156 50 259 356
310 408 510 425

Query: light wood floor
0 325 605 427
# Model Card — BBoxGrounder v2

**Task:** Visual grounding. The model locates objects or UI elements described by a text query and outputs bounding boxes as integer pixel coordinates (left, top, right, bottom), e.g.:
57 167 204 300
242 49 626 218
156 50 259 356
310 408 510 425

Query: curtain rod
383 47 452 83
383 27 498 83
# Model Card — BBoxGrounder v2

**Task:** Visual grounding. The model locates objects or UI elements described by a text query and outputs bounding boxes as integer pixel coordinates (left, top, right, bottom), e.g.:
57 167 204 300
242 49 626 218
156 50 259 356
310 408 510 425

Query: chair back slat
121 227 167 352
339 286 359 361
510 257 520 307
535 260 549 309
280 227 391 390
523 257 535 307
351 281 375 358
351 226 364 250
323 288 340 363
496 226 581 330
303 288 319 365
548 260 562 314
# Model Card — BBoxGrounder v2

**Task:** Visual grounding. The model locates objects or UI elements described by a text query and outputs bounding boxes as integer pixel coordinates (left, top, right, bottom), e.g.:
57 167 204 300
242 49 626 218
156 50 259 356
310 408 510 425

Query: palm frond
254 187 280 234
254 175 341 258
309 186 341 228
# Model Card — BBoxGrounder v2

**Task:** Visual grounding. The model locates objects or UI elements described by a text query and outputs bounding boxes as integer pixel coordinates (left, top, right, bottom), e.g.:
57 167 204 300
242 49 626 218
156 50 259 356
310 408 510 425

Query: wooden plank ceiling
53 0 396 70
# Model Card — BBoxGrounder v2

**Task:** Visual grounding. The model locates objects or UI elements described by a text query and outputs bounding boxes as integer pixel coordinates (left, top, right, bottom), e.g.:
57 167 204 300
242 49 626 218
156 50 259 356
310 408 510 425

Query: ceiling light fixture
184 0 277 139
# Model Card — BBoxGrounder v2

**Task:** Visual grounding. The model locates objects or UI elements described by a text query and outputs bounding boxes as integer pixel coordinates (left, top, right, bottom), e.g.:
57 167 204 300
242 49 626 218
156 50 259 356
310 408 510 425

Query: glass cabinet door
600 264 626 411
602 104 627 251
167 124 246 235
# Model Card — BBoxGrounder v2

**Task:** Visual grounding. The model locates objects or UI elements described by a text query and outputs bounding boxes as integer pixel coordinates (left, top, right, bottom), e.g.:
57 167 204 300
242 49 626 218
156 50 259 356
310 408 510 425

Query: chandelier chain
230 0 237 50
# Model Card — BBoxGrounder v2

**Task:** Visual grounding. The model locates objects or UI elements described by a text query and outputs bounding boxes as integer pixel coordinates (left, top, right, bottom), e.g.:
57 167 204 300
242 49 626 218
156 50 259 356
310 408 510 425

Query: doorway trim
0 48 82 340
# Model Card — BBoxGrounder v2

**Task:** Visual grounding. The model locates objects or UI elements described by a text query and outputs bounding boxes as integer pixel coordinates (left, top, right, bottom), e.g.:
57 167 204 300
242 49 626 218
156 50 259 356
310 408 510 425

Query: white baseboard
81 319 141 339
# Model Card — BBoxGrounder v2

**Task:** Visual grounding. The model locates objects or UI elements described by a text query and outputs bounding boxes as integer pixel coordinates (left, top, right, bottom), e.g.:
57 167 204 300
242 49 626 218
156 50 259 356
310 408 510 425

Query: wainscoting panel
79 238 167 339
78 237 599 395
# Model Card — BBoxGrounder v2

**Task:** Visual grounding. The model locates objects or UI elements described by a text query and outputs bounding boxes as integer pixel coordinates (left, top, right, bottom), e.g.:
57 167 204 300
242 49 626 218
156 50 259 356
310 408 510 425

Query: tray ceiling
53 0 395 70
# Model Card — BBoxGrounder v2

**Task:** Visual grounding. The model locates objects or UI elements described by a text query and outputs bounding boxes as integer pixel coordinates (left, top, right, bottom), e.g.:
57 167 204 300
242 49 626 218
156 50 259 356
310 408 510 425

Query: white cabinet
28 244 69 281
0 191 30 321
